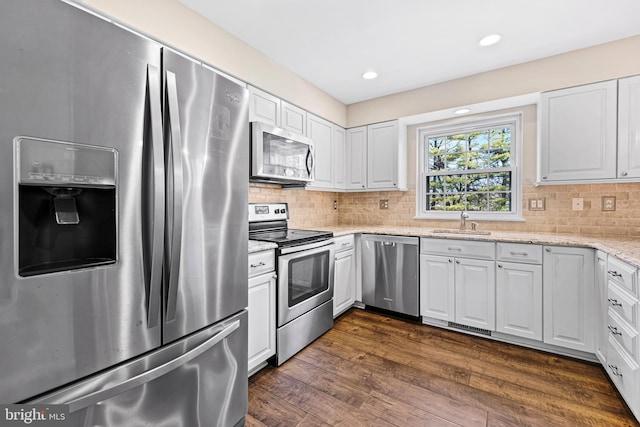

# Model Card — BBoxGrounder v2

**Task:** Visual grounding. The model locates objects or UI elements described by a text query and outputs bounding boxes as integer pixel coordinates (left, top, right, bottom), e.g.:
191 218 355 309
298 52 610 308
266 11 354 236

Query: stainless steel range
249 203 334 365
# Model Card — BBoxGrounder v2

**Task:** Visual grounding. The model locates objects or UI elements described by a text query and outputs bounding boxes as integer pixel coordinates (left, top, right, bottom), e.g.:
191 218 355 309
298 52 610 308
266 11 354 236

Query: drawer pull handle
608 298 623 307
608 364 623 377
447 247 462 252
608 325 622 336
250 262 266 268
509 251 529 257
608 270 623 278
341 243 350 247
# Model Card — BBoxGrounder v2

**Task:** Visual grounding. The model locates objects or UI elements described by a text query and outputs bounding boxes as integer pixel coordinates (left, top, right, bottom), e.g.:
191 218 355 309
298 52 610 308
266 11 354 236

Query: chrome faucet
460 211 470 231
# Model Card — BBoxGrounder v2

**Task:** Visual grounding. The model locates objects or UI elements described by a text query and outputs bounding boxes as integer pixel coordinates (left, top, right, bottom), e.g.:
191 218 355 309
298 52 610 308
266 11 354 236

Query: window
417 113 522 220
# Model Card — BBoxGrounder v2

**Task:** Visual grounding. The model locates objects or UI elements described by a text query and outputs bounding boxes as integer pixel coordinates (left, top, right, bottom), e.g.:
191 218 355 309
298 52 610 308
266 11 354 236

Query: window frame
415 112 523 221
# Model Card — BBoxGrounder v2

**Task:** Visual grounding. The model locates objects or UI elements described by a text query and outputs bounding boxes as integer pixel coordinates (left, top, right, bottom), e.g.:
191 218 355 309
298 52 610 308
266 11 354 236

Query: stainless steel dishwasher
361 234 419 316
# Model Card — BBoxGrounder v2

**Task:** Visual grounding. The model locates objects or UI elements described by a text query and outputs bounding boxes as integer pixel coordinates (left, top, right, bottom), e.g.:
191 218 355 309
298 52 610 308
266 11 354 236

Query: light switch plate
602 196 616 211
528 197 545 211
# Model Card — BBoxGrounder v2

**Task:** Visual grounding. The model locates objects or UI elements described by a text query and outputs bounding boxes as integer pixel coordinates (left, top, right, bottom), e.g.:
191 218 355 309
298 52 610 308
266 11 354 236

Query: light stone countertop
311 226 640 269
249 240 277 254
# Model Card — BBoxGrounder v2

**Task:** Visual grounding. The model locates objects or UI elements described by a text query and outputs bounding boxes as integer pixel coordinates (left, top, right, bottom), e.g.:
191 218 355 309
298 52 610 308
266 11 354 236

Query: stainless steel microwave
250 121 314 186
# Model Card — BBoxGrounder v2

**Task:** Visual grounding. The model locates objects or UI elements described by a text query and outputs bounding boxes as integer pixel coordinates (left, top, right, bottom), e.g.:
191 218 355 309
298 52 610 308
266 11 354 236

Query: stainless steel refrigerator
0 1 249 425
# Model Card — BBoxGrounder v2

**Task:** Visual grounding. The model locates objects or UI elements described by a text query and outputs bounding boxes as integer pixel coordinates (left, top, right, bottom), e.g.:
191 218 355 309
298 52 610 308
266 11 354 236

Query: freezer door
31 311 248 427
0 0 163 402
162 49 249 344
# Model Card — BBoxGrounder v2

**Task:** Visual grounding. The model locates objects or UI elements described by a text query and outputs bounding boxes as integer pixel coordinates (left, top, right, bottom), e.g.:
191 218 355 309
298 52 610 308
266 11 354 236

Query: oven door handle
279 239 334 255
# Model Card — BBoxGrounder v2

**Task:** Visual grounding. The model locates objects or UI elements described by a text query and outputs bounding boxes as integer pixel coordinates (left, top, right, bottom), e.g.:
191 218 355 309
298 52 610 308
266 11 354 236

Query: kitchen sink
431 229 491 235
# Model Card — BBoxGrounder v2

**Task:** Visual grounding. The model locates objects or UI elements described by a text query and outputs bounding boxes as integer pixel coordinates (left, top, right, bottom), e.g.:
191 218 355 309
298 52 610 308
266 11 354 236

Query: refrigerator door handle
63 320 240 413
164 71 184 322
145 64 165 329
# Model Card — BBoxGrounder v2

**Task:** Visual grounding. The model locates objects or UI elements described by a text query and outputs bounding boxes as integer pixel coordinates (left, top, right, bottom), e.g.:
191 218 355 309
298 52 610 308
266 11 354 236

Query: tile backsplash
250 182 640 237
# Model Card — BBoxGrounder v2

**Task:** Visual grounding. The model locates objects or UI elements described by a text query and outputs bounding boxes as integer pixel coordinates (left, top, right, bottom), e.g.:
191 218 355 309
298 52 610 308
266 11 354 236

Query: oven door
277 240 334 326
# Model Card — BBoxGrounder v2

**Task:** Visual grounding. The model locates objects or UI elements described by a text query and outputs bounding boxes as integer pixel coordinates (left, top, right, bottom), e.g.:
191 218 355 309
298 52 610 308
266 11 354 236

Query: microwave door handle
144 64 165 329
306 147 314 177
164 71 184 322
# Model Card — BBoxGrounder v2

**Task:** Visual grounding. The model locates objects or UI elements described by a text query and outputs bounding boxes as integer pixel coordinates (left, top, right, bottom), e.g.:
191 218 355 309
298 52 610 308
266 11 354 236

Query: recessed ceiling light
454 108 471 115
362 71 378 80
478 34 501 47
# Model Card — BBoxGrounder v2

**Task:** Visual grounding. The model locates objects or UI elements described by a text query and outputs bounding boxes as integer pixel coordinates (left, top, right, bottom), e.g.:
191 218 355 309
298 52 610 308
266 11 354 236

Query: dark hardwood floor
246 309 638 426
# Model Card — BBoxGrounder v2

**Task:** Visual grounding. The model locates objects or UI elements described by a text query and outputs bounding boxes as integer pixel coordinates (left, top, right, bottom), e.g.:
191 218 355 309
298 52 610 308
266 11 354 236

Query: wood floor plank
247 309 639 427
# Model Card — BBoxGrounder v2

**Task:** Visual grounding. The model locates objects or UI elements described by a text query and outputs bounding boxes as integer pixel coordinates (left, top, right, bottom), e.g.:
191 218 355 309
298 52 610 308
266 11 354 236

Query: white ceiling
178 0 640 105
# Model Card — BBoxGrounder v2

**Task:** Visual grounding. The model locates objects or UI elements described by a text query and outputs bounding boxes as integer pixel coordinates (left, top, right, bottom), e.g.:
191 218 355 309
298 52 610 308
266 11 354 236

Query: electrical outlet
333 200 337 210
572 198 584 211
379 199 389 210
528 198 545 211
602 196 616 211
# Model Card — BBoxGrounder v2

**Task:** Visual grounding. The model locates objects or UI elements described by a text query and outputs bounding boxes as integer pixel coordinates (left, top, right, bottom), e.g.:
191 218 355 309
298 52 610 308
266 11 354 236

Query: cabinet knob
608 364 623 377
608 325 622 336
545 248 551 253
455 260 460 264
608 298 623 307
362 185 365 188
621 171 628 177
393 183 396 186
542 176 547 180
448 259 453 263
498 264 503 268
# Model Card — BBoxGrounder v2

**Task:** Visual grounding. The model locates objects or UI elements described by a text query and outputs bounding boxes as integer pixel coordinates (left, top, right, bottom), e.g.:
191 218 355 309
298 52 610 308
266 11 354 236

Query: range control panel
248 202 289 222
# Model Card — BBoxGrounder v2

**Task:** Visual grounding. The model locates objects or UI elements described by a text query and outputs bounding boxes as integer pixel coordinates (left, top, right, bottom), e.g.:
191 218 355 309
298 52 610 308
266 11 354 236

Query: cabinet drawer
334 234 355 253
607 310 638 360
421 238 495 260
607 257 638 296
608 283 638 327
248 250 275 278
606 336 639 404
496 243 542 264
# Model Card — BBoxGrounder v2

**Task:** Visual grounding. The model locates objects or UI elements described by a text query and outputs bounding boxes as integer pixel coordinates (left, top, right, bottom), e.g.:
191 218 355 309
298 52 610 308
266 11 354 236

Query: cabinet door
539 80 617 182
455 258 496 330
496 262 542 340
346 126 367 190
306 114 333 189
419 254 455 322
333 249 355 317
595 251 608 364
281 101 306 135
333 126 346 190
618 75 640 179
248 272 276 374
249 86 280 127
367 121 398 189
543 246 595 352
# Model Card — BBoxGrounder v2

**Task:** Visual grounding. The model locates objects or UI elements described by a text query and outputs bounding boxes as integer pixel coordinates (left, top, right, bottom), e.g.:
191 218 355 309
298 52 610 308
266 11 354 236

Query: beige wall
79 0 347 127
347 35 640 127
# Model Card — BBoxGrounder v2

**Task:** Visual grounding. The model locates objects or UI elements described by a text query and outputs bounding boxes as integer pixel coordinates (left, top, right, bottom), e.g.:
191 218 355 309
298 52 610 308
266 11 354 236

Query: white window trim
415 112 523 221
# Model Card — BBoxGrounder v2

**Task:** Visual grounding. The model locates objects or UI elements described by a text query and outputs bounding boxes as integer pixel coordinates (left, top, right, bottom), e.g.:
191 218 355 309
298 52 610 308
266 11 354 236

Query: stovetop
249 228 333 248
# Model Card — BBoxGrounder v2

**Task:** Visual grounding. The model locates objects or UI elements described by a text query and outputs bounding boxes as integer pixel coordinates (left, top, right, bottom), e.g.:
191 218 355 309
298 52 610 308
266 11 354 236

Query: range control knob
281 208 286 214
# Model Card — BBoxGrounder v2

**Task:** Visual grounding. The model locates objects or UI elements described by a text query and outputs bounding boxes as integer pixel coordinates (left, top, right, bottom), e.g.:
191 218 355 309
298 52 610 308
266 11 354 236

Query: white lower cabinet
248 251 276 375
543 246 595 353
333 235 356 317
495 243 543 341
496 262 542 341
595 251 608 364
420 238 495 331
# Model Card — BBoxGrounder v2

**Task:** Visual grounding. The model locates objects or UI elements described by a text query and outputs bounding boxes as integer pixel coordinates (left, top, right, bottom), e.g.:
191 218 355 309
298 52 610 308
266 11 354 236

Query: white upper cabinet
539 80 617 183
368 121 400 189
248 86 280 127
346 126 367 190
333 126 346 190
281 101 306 135
345 120 407 191
306 113 334 190
618 75 640 179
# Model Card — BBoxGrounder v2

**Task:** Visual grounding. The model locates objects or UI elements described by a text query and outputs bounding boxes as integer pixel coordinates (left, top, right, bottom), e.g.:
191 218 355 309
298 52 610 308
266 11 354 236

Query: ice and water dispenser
16 138 117 276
